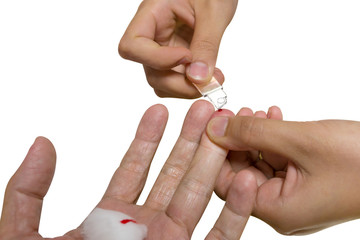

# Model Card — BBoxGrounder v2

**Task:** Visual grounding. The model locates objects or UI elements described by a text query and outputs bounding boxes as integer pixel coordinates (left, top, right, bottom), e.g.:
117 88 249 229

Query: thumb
186 0 238 84
206 116 306 160
0 137 56 235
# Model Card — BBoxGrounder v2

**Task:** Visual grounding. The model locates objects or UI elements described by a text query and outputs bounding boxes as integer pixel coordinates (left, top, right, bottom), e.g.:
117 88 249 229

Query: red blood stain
217 109 223 112
121 219 137 224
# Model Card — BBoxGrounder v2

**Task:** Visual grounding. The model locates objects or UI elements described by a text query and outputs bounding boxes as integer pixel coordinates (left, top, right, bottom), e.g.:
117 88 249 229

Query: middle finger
144 100 214 210
166 109 233 235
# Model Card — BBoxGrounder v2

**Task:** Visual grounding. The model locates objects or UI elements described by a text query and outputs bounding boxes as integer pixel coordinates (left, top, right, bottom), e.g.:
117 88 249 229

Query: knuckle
161 162 187 179
182 178 212 199
207 227 230 240
120 158 147 174
191 39 218 55
236 117 264 146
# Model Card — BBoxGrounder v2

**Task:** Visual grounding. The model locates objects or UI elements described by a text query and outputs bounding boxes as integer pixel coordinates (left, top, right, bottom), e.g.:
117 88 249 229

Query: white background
1 0 360 239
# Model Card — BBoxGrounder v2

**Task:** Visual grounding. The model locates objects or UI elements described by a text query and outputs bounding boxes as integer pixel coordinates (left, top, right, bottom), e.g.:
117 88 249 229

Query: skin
119 0 238 98
0 100 256 240
118 0 360 235
207 111 360 235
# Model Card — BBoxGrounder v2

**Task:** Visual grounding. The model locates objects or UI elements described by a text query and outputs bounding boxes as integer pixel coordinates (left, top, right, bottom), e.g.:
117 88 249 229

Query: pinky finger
267 106 283 120
205 170 257 240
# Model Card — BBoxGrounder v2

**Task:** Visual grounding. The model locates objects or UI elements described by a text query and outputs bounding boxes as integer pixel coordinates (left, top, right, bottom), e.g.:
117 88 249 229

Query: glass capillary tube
193 76 227 110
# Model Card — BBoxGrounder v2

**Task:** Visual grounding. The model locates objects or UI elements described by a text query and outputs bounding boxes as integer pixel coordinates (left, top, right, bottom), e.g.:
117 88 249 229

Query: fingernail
208 117 228 137
187 61 209 81
177 56 191 65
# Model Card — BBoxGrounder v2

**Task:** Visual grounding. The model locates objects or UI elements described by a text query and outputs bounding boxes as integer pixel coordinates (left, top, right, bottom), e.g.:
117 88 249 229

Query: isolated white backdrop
1 0 360 239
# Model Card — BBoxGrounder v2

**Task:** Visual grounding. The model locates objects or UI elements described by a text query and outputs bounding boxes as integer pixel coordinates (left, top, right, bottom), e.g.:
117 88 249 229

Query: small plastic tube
193 76 227 109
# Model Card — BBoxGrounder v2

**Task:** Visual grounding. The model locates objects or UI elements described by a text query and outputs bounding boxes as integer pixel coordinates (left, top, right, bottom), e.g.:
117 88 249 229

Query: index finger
102 104 168 204
119 2 192 70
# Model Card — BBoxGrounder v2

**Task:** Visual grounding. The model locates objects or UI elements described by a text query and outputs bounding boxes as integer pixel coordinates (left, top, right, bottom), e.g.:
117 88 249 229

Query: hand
207 110 360 235
0 100 256 240
118 0 238 98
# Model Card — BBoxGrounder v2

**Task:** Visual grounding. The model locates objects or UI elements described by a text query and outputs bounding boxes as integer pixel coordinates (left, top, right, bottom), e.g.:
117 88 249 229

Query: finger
206 170 257 240
119 3 192 70
145 100 215 210
214 107 254 199
267 106 283 120
214 160 236 199
103 104 168 203
215 152 269 199
235 108 275 178
207 116 308 162
259 105 287 171
254 110 267 118
249 110 267 161
166 109 233 234
214 107 254 198
186 0 238 84
145 66 225 99
0 137 56 235
144 67 200 99
236 107 253 116
252 161 305 234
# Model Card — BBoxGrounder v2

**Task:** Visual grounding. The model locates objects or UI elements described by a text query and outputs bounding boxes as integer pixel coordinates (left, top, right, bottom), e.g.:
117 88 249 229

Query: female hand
207 109 360 235
119 0 238 98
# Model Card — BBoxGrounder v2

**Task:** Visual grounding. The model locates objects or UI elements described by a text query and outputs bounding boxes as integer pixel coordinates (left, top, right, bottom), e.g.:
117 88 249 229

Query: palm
89 198 187 239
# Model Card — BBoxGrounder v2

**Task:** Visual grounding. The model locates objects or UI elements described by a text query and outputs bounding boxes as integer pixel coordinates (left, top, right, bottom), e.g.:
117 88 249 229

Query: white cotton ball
82 208 148 240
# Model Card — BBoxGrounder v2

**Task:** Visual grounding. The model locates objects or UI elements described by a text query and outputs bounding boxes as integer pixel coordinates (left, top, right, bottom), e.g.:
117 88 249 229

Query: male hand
0 100 256 240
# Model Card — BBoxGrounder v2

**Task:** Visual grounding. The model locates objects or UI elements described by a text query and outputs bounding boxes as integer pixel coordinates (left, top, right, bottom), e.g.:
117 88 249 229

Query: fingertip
186 61 211 84
213 68 225 85
267 106 283 120
227 170 257 214
29 136 56 161
136 104 169 142
254 111 267 119
207 116 229 139
233 170 258 195
236 107 253 116
147 104 169 119
142 104 169 125
33 136 52 146
185 65 225 86
206 108 235 138
179 100 217 142
190 99 215 114
212 108 234 117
